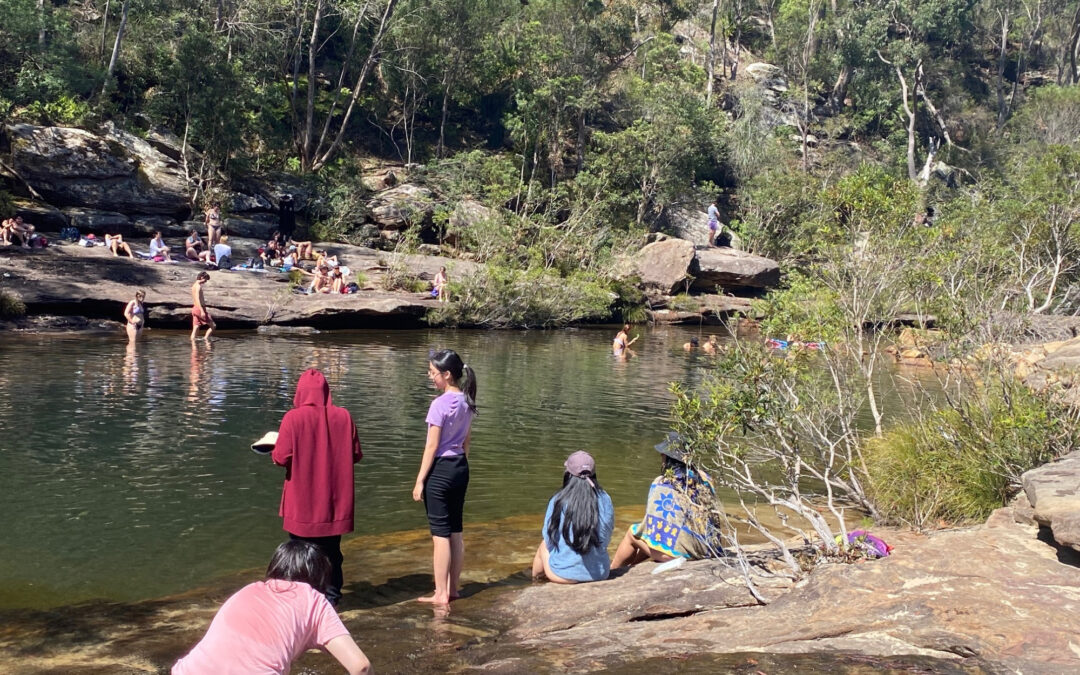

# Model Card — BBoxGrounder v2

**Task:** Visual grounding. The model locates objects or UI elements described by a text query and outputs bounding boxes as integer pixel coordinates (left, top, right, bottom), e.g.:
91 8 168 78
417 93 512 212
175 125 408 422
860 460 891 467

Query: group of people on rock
1 216 37 247
172 349 721 673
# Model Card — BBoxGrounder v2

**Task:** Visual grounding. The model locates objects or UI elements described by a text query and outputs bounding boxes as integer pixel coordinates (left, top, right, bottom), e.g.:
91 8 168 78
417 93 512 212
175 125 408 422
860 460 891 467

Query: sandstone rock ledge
0 242 479 330
483 507 1080 674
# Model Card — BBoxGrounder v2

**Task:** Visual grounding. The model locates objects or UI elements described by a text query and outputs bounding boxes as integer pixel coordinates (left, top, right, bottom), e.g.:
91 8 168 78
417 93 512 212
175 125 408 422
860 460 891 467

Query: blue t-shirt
542 490 614 582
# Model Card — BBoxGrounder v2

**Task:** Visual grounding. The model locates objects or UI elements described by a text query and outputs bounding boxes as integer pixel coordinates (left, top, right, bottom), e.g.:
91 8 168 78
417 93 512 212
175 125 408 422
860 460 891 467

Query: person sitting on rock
532 451 615 584
2 217 33 248
1 217 22 246
610 433 721 570
290 238 314 261
185 229 205 261
149 231 172 261
105 233 135 258
329 265 345 294
309 262 332 294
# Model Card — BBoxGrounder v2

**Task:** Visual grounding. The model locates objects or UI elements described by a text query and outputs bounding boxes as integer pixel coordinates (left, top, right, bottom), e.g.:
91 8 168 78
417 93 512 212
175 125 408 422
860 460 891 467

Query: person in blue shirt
531 451 615 584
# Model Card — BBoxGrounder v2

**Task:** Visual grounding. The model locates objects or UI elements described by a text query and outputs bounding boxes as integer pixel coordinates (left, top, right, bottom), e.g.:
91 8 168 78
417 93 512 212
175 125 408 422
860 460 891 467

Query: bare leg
531 542 546 580
449 532 464 599
126 322 137 342
203 319 215 341
190 323 200 342
534 541 576 584
418 535 452 604
610 528 653 569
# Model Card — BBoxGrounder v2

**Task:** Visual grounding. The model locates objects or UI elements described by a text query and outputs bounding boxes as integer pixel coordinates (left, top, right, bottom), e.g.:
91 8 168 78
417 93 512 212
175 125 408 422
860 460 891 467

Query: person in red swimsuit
190 271 215 341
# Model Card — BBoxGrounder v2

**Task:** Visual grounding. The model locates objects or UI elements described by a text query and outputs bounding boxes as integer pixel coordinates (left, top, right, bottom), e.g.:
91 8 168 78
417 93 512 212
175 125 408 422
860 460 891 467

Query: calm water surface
0 325 729 609
0 325 937 612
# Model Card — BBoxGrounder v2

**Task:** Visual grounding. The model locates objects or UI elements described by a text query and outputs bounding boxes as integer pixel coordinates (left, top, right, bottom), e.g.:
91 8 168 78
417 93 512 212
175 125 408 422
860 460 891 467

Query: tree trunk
302 0 325 170
310 0 399 172
38 0 46 47
706 0 720 105
100 0 111 58
827 65 851 114
995 10 1010 129
102 0 130 94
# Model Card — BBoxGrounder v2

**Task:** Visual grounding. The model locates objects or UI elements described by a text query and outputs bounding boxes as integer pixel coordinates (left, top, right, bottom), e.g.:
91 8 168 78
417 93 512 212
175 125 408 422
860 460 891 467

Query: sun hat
564 450 596 486
654 432 691 463
250 431 279 454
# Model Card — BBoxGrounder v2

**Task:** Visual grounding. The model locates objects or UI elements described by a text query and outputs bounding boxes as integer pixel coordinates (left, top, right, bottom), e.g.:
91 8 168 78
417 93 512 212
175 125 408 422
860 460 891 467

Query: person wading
272 369 363 607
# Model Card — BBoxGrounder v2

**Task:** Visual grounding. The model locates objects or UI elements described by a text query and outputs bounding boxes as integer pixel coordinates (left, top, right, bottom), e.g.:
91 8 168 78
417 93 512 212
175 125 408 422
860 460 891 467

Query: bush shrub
0 290 26 318
865 376 1080 528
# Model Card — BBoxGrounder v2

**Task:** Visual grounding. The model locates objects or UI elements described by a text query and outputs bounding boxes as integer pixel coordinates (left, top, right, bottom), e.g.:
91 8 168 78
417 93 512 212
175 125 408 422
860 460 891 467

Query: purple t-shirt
426 391 474 458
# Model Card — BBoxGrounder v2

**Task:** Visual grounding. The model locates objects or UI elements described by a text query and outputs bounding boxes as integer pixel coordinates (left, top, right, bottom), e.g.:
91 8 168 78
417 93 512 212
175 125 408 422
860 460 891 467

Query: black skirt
423 454 470 537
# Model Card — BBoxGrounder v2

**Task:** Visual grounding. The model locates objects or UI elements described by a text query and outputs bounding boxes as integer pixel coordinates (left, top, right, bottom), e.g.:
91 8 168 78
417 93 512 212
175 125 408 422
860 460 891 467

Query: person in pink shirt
172 540 371 674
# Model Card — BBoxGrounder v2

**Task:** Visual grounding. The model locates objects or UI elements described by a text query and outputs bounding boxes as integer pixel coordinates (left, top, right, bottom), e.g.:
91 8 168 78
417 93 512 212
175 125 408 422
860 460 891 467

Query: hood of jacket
293 369 332 408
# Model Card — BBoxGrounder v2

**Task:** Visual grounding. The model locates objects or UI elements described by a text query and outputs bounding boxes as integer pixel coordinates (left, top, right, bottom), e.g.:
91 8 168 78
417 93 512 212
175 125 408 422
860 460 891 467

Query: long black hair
430 349 477 414
546 471 605 555
265 540 331 593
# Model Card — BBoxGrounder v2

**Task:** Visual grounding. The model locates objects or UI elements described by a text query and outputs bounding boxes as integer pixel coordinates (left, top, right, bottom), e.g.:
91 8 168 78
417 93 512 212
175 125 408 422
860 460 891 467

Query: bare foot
417 593 450 605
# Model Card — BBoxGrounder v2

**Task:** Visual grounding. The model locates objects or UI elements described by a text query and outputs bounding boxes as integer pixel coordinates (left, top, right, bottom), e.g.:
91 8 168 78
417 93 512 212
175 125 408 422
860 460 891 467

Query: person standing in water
412 349 477 605
272 369 363 607
613 324 639 356
123 290 146 342
190 272 215 342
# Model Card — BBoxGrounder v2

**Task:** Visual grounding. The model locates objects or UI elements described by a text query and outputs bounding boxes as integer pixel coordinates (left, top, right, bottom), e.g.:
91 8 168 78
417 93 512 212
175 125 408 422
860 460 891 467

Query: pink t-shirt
173 579 349 675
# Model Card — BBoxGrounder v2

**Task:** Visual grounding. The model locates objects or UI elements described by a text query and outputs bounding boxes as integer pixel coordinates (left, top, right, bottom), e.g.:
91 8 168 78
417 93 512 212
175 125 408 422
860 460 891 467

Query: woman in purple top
412 349 477 605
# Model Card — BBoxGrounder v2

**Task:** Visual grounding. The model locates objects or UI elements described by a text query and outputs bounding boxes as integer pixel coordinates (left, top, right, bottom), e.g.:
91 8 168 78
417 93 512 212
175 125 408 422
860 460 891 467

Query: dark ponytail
430 349 478 414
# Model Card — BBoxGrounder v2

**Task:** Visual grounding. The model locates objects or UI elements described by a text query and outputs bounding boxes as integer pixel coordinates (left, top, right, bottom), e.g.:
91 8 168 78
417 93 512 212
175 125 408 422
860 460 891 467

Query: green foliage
755 271 845 343
427 265 612 328
865 377 1079 528
0 290 26 318
0 191 15 220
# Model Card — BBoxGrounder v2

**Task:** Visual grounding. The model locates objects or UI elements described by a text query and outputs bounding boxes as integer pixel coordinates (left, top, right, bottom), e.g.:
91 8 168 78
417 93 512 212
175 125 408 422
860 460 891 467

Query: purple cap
564 450 596 478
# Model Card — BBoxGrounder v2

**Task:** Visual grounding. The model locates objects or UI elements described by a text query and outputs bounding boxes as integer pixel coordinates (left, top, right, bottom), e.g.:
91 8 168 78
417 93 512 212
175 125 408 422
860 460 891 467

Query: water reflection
0 326 935 610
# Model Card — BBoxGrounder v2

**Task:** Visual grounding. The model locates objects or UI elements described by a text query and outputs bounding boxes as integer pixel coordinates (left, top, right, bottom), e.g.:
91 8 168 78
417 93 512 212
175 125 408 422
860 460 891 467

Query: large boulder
1022 451 1080 552
61 207 132 233
7 123 190 215
367 184 435 230
222 215 278 240
660 204 712 247
13 199 67 231
692 247 780 291
633 237 696 294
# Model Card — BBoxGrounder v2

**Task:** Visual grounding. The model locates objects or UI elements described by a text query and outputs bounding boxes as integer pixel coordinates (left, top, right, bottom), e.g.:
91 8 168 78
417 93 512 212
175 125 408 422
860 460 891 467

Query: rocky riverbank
4 455 1079 674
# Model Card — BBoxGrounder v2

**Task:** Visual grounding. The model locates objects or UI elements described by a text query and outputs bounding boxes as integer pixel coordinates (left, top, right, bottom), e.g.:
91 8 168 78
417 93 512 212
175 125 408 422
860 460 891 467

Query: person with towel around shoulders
172 540 371 675
532 451 615 584
412 349 477 605
272 369 363 607
610 433 721 569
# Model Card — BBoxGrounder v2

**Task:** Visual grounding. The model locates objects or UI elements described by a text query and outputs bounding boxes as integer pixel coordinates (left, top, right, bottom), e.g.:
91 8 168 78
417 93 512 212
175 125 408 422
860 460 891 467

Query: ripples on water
0 326 721 608
0 326 938 609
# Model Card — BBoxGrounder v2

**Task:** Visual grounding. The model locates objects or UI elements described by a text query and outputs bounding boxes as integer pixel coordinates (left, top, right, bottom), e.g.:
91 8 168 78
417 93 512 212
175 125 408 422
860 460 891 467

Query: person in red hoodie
272 369 362 606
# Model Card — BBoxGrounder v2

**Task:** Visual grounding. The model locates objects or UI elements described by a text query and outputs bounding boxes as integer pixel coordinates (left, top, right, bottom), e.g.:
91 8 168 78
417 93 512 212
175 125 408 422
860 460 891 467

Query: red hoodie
272 369 362 537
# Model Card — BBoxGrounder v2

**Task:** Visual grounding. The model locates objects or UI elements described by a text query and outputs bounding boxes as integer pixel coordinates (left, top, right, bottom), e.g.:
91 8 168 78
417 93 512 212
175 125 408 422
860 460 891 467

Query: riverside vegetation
3 0 1080 596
